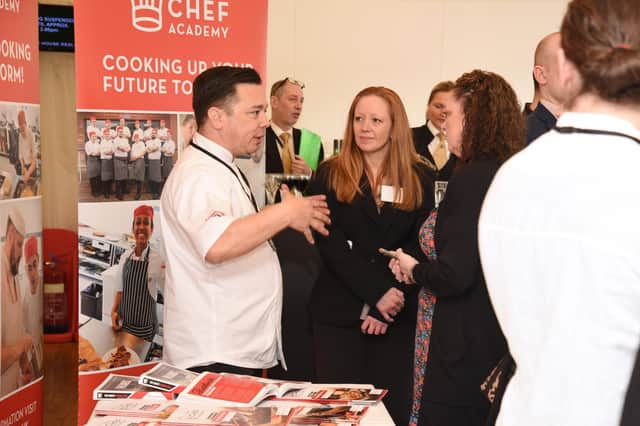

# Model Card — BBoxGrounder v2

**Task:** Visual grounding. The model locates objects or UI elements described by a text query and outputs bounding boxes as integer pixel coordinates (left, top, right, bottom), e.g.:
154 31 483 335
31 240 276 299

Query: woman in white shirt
479 1 640 425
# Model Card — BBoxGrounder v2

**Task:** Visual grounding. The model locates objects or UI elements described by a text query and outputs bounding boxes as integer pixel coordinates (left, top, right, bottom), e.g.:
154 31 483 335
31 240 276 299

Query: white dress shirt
426 120 450 161
479 112 640 426
270 122 295 161
160 132 284 370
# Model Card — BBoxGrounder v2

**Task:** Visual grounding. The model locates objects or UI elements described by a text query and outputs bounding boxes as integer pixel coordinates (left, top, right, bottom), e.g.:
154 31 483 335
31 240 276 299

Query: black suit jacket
307 161 434 327
266 125 325 173
412 158 507 407
412 124 456 182
526 102 556 144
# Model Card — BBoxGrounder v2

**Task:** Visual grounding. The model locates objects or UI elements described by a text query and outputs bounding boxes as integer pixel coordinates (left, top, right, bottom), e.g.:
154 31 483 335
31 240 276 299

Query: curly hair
453 70 525 165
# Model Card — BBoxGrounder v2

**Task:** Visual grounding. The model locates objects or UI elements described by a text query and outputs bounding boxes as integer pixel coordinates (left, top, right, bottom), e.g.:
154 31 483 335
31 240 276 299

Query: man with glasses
266 78 324 175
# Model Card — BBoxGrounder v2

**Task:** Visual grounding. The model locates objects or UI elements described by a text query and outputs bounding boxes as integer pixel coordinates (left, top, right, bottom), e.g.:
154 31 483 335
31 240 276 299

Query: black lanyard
190 141 259 213
555 126 640 145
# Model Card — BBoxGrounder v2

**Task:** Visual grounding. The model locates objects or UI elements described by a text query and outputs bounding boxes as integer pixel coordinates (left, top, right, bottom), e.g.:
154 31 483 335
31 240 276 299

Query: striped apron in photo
119 249 157 341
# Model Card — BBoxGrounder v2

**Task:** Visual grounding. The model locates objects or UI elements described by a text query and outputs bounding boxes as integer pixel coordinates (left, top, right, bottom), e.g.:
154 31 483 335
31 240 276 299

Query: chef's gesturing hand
281 184 331 244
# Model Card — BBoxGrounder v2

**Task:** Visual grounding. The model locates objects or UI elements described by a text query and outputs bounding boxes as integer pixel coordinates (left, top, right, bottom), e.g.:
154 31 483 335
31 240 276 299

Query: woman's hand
375 287 405 322
361 315 388 335
111 310 122 331
388 248 417 284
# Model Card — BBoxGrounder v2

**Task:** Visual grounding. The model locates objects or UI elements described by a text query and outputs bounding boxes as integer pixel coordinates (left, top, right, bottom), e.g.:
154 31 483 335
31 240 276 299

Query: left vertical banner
0 0 44 424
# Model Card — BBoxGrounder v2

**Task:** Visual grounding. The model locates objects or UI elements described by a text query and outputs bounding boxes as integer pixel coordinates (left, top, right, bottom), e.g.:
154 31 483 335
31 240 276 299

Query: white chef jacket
100 139 114 160
157 127 169 140
113 137 130 158
130 141 146 160
19 127 36 166
160 132 284 370
85 140 101 156
146 138 162 160
479 112 640 426
162 139 176 157
132 128 144 141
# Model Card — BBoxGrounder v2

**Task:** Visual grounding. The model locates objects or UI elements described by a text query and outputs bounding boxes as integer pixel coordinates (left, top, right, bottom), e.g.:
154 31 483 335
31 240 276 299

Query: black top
265 125 325 173
621 347 640 426
411 124 456 182
306 161 434 326
526 102 557 144
413 158 507 406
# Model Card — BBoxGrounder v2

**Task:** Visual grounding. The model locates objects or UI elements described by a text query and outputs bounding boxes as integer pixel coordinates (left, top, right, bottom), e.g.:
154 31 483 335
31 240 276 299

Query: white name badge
381 185 403 203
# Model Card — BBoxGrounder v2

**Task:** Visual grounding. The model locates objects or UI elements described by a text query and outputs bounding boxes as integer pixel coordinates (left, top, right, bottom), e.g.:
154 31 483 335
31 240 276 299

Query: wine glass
265 174 282 205
283 174 310 197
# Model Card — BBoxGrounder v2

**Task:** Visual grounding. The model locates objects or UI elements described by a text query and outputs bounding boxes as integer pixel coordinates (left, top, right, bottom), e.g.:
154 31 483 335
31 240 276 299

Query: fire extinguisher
43 256 68 334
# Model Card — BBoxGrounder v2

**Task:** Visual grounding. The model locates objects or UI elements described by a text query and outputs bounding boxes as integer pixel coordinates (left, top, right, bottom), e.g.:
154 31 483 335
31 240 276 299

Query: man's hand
281 185 330 244
291 155 312 175
361 315 388 335
375 287 405 322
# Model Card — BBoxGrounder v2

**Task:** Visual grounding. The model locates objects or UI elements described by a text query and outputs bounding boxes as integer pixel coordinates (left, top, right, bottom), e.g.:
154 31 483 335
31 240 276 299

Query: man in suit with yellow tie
412 81 457 182
266 78 324 175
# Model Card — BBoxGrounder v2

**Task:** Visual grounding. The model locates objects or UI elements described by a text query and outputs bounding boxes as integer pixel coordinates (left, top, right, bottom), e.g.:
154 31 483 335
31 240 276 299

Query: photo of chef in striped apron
110 205 164 342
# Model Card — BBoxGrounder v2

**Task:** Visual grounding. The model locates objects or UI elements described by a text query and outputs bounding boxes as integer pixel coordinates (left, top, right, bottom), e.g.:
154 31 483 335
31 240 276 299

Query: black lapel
293 127 302 155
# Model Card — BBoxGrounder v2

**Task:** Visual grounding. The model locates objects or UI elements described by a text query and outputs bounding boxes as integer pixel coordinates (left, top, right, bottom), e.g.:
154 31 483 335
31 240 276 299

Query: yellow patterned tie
280 132 293 174
432 133 448 170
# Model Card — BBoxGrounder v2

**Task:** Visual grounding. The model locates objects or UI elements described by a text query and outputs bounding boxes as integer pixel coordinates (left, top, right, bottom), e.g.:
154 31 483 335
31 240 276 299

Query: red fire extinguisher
43 257 68 334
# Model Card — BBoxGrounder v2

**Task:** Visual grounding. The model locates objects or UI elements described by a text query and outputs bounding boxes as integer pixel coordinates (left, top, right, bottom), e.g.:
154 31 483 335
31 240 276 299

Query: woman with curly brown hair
479 1 640 425
389 70 524 426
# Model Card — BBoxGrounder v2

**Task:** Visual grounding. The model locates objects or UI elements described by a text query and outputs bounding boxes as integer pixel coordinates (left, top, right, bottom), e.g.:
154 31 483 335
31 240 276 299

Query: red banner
74 0 268 112
0 0 39 103
0 380 43 426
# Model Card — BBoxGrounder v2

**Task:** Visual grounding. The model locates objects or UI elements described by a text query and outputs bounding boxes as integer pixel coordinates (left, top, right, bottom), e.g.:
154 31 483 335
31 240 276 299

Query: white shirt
119 126 131 139
143 127 154 141
130 141 146 161
479 112 640 426
426 120 450 162
162 139 176 157
157 127 169 140
100 139 114 160
112 246 164 298
160 132 283 370
19 127 36 166
270 122 295 161
85 139 101 157
132 128 144 141
113 137 130 158
146 138 162 160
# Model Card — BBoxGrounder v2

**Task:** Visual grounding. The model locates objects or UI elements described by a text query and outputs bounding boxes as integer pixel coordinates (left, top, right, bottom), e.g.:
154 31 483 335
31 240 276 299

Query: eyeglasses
271 77 306 96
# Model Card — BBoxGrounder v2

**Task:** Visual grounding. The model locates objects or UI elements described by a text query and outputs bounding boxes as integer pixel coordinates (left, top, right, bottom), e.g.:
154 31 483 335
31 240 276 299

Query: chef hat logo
131 0 163 33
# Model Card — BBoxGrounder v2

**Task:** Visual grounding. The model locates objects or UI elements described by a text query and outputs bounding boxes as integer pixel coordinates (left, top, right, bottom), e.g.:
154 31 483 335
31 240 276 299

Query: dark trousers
313 320 415 426
418 400 489 426
89 177 100 196
102 180 112 197
187 362 262 377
